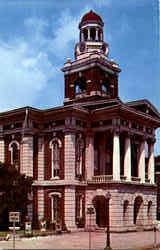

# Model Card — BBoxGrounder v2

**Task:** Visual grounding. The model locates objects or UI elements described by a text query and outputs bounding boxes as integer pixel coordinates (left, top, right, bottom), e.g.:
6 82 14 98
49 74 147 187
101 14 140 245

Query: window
75 77 86 94
76 136 84 177
9 141 20 169
83 29 88 41
49 138 62 178
90 28 96 40
98 29 101 41
75 194 84 227
51 196 60 222
102 78 109 94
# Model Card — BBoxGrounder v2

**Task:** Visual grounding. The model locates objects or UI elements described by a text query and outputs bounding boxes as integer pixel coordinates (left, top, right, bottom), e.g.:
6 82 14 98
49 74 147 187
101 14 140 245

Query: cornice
62 56 121 75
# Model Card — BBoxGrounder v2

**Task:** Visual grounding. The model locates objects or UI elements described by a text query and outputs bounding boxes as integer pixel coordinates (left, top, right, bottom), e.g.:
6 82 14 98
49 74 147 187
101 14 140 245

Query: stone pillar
124 135 131 181
87 28 90 40
38 137 44 181
0 137 5 163
21 135 33 177
138 139 145 184
110 192 123 232
64 186 76 230
37 187 44 221
85 133 94 180
148 140 155 184
64 131 76 180
113 131 120 181
95 28 99 40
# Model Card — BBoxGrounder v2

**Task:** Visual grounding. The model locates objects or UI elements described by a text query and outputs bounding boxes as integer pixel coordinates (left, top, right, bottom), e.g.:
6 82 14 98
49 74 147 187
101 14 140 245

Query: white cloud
0 6 111 111
0 19 58 111
49 9 79 58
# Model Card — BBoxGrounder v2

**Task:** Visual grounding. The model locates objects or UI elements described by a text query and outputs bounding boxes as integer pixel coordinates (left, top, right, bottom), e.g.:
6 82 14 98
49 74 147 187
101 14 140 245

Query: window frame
49 138 62 179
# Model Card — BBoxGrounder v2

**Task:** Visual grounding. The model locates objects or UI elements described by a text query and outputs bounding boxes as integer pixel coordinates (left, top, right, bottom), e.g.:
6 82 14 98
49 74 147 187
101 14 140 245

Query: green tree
0 162 33 229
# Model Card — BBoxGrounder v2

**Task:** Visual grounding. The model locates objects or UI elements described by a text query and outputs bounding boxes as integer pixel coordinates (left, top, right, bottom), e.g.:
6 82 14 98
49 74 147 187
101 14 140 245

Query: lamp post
87 206 94 250
104 192 112 250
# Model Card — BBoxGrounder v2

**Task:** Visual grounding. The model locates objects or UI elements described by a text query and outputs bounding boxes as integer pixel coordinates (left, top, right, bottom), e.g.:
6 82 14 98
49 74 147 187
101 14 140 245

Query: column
64 131 76 180
64 186 76 230
85 133 94 180
87 27 90 40
138 139 145 183
0 137 5 163
95 28 99 41
124 135 131 181
148 140 155 184
21 135 33 177
37 187 44 220
38 137 44 181
100 30 103 41
81 30 84 41
113 131 120 181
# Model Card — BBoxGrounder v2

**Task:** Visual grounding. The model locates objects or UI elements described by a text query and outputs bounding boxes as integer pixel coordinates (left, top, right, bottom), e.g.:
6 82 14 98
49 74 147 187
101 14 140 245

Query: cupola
62 11 121 105
75 10 109 60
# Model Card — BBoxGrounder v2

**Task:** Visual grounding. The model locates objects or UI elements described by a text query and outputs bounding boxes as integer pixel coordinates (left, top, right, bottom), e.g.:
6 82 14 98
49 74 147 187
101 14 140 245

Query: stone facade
0 10 160 232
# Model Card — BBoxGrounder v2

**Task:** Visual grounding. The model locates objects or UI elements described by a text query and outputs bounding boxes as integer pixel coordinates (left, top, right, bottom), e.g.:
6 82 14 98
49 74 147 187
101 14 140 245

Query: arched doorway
147 201 153 225
92 195 108 227
123 200 129 225
133 196 143 226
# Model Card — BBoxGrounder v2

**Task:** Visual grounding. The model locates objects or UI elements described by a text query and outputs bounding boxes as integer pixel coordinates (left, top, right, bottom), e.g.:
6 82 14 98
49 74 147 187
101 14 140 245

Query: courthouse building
0 11 160 232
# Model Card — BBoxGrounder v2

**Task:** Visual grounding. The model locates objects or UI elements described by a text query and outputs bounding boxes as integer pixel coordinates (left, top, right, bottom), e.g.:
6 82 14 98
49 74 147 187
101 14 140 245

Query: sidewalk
0 230 159 249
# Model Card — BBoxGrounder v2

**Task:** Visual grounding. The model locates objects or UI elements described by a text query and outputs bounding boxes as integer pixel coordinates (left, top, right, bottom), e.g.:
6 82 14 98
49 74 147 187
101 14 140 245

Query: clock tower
62 10 121 105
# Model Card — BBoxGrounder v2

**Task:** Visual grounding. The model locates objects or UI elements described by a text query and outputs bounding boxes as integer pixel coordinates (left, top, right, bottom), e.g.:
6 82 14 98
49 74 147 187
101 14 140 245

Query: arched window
49 138 62 178
9 141 20 169
75 77 86 95
48 192 62 223
102 78 110 94
52 196 60 222
76 136 84 177
133 196 143 225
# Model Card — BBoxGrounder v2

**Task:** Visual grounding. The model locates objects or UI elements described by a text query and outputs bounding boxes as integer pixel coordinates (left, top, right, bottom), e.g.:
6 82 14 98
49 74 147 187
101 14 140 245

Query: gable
126 99 160 120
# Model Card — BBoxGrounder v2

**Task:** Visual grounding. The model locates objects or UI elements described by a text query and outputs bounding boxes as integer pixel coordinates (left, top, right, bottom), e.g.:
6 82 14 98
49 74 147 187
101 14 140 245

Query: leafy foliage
0 162 33 227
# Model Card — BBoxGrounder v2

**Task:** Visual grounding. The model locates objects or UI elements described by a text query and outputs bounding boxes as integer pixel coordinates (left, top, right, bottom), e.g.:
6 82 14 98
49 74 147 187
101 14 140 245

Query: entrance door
94 196 108 227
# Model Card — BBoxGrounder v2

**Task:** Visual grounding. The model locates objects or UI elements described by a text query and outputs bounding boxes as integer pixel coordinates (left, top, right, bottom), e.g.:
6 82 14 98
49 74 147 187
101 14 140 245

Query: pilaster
21 135 33 177
64 186 76 230
85 133 94 180
37 187 44 221
64 130 76 180
38 137 44 181
0 137 5 163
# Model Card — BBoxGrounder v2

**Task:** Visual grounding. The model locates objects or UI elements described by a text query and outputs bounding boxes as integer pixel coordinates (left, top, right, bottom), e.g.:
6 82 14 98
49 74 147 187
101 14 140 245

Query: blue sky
0 0 159 154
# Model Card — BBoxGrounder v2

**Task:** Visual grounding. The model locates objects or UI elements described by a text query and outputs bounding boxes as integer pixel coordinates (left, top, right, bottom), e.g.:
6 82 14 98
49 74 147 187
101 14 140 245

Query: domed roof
79 10 104 27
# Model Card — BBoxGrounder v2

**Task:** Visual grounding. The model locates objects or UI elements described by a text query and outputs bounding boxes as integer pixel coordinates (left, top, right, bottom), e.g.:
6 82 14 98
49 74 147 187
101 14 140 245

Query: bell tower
62 10 121 105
